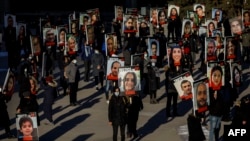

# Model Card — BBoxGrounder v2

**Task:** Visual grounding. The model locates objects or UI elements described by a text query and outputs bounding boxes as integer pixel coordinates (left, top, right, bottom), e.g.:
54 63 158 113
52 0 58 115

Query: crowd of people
0 2 250 141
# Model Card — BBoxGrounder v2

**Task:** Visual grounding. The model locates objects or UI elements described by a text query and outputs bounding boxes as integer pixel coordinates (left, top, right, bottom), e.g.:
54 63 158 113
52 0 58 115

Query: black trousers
127 112 139 136
166 92 178 115
69 83 78 104
94 72 104 87
112 123 125 141
83 60 91 81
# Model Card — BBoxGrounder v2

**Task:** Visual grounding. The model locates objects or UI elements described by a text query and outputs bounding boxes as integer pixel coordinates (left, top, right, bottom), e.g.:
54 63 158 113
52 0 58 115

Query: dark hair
211 65 223 76
151 41 157 48
181 80 191 88
170 7 178 16
59 28 66 33
19 116 33 129
233 66 241 83
123 72 137 90
111 61 121 69
196 5 203 10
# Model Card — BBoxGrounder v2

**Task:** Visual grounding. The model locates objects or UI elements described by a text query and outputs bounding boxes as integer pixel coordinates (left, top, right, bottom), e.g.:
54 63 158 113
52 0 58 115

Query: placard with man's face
148 38 159 57
43 27 56 47
4 14 16 28
212 8 222 22
123 14 138 33
118 66 141 95
16 112 39 141
106 57 125 81
205 37 217 62
172 71 194 100
229 17 243 35
193 4 205 17
192 78 210 115
79 13 90 31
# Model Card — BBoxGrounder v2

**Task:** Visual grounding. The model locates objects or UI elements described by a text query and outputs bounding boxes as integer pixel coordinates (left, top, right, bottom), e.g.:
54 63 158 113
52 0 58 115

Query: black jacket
208 89 225 117
108 95 128 125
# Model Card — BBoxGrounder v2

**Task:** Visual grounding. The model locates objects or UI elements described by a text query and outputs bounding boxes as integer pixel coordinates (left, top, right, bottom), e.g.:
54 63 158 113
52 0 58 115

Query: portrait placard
16 113 39 141
106 57 125 81
172 71 194 100
118 66 141 95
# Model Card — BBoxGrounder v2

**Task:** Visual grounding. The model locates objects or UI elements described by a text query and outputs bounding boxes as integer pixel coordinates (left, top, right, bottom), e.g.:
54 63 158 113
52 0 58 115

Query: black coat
208 89 225 117
127 95 143 122
0 93 11 127
16 94 39 114
108 95 128 125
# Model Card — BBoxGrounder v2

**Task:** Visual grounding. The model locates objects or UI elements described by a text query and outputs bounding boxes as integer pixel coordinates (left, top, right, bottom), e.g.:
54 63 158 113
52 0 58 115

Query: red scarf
170 15 176 20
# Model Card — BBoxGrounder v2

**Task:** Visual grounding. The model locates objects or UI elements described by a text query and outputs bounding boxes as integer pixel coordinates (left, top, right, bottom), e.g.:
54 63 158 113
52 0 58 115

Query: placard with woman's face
16 23 26 39
86 25 95 45
207 61 225 90
192 78 210 115
56 25 68 48
118 66 141 95
225 36 239 61
167 4 180 18
172 71 194 100
206 20 217 37
150 7 158 26
30 35 41 56
3 69 15 98
138 16 150 37
105 33 118 56
87 8 100 24
16 113 39 141
230 61 242 87
66 34 78 55
170 45 182 66
115 6 124 22
182 19 193 36
69 19 79 35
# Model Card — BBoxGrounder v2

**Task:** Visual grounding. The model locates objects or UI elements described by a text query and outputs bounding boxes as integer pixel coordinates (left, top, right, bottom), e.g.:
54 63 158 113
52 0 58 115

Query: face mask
152 62 155 66
144 54 148 58
95 50 99 54
29 56 32 60
114 92 119 96
72 59 77 64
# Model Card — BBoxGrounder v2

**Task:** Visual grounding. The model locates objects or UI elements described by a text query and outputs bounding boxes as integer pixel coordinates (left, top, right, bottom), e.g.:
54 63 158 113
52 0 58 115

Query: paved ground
0 46 249 141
